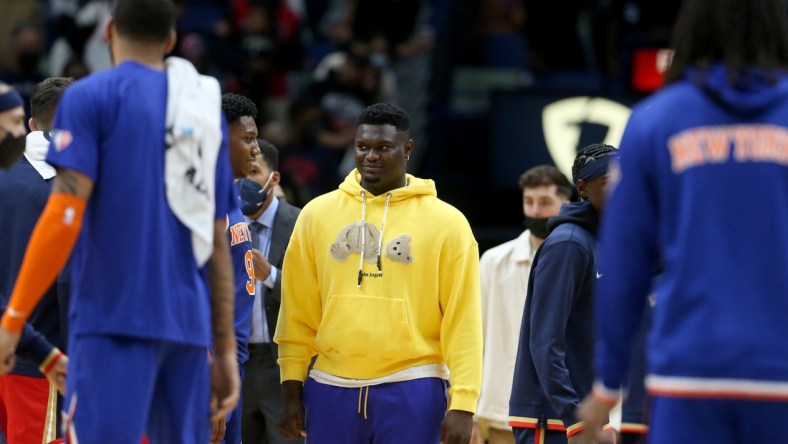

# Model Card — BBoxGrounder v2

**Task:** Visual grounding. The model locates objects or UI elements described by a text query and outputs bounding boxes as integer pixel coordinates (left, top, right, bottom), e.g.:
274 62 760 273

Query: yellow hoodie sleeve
274 211 321 382
439 238 483 413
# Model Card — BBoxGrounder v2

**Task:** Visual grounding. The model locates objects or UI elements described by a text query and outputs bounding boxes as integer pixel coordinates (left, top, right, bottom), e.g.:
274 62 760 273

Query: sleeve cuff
263 266 277 290
39 348 64 374
593 380 622 407
278 360 309 383
566 421 586 438
448 389 479 414
619 422 649 435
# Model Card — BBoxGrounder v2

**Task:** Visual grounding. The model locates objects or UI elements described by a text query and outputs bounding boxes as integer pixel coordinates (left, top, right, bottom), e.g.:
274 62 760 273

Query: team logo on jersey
51 129 73 152
229 222 252 246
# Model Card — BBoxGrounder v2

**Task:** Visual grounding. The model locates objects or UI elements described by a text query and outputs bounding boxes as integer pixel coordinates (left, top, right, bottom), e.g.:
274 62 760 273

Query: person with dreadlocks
508 143 619 444
578 0 788 443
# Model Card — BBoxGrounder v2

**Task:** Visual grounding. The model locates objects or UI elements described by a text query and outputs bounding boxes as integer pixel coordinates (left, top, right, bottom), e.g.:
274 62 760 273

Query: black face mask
0 132 26 169
17 51 41 74
524 216 551 240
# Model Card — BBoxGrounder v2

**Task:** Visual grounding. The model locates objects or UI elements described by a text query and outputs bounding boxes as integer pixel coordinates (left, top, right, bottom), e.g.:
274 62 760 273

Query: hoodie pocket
316 294 414 359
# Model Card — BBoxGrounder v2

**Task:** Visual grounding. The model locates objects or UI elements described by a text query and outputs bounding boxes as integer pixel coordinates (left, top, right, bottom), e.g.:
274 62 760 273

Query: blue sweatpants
303 377 447 444
649 396 788 444
64 335 210 444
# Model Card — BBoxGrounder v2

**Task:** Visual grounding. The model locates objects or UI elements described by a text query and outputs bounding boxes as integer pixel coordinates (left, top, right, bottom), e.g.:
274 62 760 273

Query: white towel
24 131 57 180
164 56 222 267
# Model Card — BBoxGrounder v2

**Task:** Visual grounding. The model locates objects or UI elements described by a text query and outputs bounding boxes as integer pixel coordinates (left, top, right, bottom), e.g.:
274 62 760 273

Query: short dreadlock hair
572 143 618 183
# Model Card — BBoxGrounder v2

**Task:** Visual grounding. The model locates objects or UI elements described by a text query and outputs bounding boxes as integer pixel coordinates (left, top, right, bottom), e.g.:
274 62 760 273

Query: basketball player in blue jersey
218 92 261 444
0 1 240 443
579 1 788 443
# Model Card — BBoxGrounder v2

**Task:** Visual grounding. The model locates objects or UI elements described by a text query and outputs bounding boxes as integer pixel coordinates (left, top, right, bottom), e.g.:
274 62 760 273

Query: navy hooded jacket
509 200 600 437
0 156 63 377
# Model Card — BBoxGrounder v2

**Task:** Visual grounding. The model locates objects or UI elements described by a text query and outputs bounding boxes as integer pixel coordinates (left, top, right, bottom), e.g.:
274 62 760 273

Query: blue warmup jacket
619 303 652 436
509 201 599 436
594 64 788 400
0 156 63 377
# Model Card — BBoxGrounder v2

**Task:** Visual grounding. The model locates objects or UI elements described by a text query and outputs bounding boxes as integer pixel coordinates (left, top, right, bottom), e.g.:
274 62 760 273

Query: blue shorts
303 377 448 444
64 335 210 444
649 396 788 444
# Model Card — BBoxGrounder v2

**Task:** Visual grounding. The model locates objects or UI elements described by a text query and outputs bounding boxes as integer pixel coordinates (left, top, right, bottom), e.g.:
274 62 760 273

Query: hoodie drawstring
357 191 367 287
376 193 392 271
356 386 370 419
357 191 392 287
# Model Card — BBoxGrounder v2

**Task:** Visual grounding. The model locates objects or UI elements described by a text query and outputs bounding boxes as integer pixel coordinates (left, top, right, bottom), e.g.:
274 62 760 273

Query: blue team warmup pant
513 426 568 444
222 363 245 444
649 396 788 444
64 335 210 444
303 377 447 443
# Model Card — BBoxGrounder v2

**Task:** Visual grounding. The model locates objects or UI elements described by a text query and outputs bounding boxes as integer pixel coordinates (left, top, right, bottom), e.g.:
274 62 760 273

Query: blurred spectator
61 57 89 79
298 47 390 185
345 0 434 171
0 22 47 121
0 0 41 71
476 0 528 68
267 97 337 205
311 0 354 67
47 0 112 77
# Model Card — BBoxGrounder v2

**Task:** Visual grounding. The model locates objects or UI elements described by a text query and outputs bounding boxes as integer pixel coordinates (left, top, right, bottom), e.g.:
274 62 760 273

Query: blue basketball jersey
46 61 234 347
227 188 254 364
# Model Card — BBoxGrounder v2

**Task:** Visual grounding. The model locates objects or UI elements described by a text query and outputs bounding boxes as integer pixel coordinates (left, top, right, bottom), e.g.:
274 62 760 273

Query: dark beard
0 132 26 169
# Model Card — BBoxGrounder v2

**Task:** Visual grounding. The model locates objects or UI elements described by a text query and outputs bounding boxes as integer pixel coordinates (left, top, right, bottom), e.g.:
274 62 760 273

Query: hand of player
568 430 592 444
278 380 307 439
209 352 240 422
251 249 272 282
0 327 20 374
209 416 226 444
570 428 617 444
577 395 617 444
441 410 473 444
470 421 484 444
44 353 68 395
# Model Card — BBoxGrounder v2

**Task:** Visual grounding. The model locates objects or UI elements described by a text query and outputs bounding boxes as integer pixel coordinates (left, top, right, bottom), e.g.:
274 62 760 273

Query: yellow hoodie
275 170 482 413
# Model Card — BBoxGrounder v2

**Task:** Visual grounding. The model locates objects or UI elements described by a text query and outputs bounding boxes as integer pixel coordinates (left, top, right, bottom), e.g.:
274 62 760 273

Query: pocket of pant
316 294 414 359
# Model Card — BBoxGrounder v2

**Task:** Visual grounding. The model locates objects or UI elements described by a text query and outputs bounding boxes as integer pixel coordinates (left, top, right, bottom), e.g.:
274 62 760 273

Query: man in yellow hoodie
275 103 482 444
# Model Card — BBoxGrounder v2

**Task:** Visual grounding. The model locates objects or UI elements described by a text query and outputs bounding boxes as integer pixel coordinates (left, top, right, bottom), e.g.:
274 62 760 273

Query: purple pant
303 377 448 443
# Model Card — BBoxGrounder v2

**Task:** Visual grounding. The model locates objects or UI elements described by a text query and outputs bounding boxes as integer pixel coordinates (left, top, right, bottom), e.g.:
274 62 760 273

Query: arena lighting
632 48 674 92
